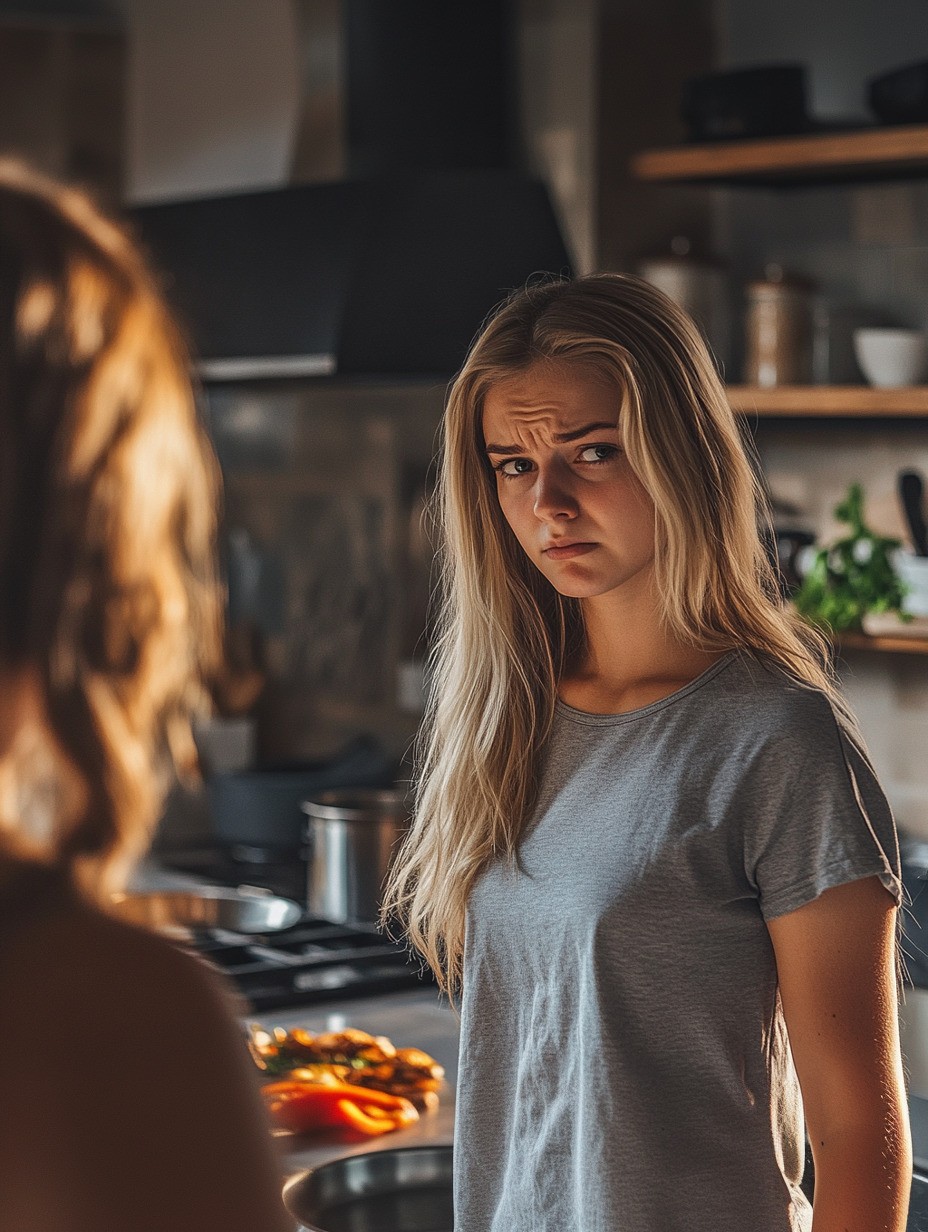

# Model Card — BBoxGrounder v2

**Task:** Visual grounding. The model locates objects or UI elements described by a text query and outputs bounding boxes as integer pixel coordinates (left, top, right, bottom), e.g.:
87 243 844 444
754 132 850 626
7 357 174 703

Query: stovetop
193 917 433 1011
155 842 433 1011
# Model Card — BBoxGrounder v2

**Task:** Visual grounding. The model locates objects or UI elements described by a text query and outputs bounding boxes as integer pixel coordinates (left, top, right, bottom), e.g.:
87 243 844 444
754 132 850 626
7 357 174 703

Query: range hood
129 0 573 381
131 171 571 380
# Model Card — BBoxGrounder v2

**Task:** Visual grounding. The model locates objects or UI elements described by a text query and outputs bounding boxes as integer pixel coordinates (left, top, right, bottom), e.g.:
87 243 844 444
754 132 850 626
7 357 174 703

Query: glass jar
744 263 814 386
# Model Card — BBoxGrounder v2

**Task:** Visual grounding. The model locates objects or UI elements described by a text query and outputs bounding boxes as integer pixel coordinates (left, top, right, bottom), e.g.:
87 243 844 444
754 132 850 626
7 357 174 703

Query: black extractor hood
132 173 571 380
131 2 573 380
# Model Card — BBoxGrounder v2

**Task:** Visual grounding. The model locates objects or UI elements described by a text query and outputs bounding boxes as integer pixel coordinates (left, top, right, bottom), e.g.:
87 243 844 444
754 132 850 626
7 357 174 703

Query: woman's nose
533 465 578 521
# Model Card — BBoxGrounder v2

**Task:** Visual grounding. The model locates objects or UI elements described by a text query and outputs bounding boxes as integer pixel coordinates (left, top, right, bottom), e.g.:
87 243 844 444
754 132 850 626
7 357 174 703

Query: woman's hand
767 874 911 1232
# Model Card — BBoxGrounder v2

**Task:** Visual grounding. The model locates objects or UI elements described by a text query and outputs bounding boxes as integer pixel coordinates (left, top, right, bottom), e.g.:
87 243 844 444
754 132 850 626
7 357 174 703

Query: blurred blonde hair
0 160 221 899
383 272 860 999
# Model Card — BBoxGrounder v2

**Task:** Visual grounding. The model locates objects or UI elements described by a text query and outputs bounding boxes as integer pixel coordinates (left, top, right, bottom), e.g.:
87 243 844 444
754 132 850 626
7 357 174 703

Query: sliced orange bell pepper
261 1078 419 1136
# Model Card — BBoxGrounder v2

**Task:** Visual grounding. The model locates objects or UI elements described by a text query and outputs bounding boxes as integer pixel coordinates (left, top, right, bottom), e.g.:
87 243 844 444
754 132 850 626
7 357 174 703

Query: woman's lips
543 542 597 560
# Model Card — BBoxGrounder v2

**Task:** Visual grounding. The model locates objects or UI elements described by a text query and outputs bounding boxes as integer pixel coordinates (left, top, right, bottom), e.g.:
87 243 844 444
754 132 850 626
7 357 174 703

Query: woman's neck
560 586 728 713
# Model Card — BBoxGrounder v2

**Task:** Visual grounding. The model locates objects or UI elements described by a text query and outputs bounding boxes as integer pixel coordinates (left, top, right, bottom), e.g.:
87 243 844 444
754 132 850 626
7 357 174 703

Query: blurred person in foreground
0 161 292 1232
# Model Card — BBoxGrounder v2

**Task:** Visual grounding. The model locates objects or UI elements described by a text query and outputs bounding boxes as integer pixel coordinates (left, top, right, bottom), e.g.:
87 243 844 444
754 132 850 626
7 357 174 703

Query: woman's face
481 361 656 601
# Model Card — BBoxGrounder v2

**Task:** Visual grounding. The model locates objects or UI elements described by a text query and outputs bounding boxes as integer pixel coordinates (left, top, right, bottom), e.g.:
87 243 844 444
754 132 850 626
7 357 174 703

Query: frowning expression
481 361 656 601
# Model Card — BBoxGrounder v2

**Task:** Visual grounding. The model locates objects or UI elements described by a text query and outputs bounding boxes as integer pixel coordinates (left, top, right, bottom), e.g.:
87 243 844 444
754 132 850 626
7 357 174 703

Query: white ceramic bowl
853 327 928 388
894 548 928 617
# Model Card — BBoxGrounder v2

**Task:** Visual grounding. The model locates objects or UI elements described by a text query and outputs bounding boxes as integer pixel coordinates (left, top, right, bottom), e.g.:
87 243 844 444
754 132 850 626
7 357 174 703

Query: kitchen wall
109 0 299 201
205 379 444 765
711 0 928 837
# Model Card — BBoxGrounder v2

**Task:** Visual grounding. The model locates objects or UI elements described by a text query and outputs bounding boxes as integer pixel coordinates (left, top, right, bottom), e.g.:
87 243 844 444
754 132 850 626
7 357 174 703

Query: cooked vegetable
247 1024 445 1102
261 1078 419 1136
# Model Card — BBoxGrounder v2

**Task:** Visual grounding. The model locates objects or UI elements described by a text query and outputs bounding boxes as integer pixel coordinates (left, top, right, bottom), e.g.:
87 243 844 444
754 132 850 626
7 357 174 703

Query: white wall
111 0 300 202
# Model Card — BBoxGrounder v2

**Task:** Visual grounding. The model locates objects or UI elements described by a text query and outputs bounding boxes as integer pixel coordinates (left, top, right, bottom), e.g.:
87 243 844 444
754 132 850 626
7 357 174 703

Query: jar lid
637 234 726 271
746 261 815 292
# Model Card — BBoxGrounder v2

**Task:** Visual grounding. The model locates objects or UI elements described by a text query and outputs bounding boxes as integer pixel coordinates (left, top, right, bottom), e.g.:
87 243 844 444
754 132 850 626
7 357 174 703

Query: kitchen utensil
868 59 928 125
853 328 928 388
893 549 928 617
109 887 302 934
283 1145 454 1232
302 789 409 925
899 470 928 556
680 64 810 142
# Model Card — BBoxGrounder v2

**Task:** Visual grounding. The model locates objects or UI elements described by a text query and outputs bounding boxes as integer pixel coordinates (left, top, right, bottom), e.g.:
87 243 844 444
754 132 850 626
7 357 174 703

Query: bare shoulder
4 890 242 1050
0 894 291 1232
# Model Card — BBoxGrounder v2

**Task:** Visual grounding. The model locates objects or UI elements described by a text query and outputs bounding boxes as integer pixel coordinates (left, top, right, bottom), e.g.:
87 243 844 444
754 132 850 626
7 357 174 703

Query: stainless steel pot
302 788 409 925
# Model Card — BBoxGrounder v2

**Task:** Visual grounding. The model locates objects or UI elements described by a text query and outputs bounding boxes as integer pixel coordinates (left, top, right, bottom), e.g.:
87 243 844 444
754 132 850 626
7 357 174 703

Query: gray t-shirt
454 648 903 1232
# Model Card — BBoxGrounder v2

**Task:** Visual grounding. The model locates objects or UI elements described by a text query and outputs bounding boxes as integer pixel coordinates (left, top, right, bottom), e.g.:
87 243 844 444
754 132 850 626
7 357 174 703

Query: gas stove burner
189 917 433 1010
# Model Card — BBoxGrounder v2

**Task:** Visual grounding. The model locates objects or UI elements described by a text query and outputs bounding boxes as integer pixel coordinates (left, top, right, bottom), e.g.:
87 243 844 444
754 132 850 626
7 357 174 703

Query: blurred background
4 0 928 859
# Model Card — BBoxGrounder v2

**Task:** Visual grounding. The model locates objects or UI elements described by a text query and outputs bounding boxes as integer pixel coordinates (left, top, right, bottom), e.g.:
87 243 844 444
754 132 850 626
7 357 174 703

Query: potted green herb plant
792 482 909 634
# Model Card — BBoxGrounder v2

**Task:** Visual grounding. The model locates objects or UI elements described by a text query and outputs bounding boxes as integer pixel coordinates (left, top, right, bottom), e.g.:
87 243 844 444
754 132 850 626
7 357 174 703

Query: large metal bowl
109 887 302 935
283 1145 454 1232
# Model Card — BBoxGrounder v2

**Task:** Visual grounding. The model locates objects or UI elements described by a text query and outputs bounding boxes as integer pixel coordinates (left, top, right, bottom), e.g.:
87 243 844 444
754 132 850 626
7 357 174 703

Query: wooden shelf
727 385 928 418
838 633 928 655
630 124 928 186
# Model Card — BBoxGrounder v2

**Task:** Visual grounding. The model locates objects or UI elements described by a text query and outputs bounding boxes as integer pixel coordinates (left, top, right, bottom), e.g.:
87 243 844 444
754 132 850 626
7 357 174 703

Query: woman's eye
578 445 619 464
494 458 533 479
492 445 619 480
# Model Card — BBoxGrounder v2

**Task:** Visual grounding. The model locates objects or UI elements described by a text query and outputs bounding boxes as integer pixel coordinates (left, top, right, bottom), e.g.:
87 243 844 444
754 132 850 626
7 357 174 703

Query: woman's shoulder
713 649 860 763
0 867 244 1059
0 870 291 1232
725 648 840 720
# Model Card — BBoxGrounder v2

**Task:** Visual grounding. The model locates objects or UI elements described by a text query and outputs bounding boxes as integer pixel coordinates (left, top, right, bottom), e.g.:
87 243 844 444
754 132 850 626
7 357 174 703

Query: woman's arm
767 874 912 1232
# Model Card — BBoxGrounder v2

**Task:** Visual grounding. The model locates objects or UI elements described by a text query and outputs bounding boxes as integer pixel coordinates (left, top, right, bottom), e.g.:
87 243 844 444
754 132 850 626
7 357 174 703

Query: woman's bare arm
766 874 912 1232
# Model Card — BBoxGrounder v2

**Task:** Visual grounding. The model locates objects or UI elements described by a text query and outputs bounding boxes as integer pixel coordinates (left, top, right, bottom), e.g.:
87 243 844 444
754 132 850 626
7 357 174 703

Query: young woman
0 161 291 1232
384 274 911 1231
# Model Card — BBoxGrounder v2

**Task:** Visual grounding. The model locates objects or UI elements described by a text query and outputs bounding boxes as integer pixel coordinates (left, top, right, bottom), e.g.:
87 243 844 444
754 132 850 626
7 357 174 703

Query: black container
681 64 810 142
206 734 396 852
869 60 928 126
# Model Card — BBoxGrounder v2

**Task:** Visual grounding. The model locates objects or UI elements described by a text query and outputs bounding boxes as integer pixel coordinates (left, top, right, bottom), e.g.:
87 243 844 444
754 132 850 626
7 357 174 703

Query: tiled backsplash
204 379 444 766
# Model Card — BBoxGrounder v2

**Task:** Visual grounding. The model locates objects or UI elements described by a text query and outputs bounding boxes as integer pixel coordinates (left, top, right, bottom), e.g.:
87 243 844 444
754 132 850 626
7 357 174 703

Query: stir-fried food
247 1024 445 1133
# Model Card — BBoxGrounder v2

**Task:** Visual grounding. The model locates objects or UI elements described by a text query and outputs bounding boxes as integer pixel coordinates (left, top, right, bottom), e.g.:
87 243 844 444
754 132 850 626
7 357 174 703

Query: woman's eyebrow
484 421 619 454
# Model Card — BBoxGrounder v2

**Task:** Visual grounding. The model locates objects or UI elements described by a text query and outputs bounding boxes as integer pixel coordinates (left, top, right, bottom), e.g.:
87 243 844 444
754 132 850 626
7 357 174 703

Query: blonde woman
0 162 291 1232
384 274 911 1231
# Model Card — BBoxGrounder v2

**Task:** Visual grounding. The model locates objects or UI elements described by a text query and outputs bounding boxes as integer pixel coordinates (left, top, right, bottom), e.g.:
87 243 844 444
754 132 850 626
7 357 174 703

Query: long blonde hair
383 273 862 998
0 159 221 900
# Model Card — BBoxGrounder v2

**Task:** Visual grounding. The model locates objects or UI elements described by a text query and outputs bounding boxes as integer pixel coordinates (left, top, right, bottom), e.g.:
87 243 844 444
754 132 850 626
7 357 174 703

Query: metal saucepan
302 789 410 926
283 1144 454 1232
110 887 302 935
